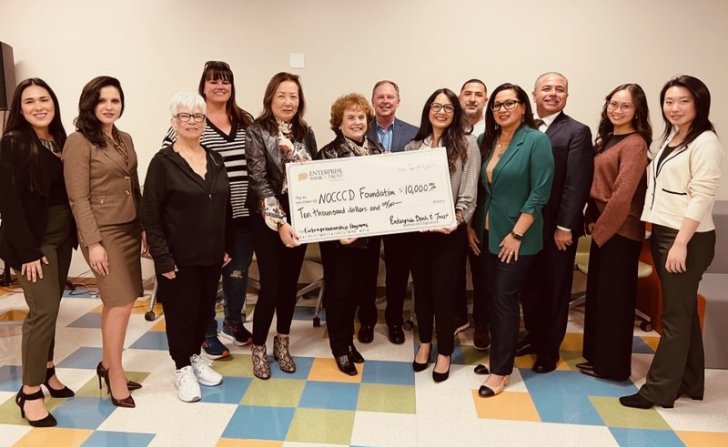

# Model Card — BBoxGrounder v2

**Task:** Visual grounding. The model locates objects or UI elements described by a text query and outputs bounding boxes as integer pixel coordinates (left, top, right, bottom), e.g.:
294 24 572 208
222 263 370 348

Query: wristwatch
510 230 523 241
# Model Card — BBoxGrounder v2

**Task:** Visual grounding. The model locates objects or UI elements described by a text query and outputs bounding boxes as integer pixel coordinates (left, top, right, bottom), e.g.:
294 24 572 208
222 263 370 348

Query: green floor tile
212 355 253 377
590 396 671 429
357 383 415 414
460 345 487 365
286 408 354 444
242 379 305 407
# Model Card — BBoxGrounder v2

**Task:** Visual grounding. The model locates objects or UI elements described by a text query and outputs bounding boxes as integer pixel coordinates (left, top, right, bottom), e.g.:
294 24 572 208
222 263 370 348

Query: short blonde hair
169 92 206 117
329 93 374 131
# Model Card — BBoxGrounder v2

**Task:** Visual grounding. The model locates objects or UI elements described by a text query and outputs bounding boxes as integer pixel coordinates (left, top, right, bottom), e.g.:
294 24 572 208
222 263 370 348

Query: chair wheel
313 317 321 327
144 311 156 322
640 321 652 332
403 320 414 331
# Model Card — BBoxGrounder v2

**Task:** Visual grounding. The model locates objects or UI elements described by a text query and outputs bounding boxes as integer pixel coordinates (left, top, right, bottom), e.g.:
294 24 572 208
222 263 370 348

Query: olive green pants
639 224 715 406
15 206 73 386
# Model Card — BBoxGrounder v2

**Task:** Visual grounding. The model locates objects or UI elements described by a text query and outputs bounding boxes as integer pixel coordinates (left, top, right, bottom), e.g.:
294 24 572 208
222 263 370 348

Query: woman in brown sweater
579 83 651 381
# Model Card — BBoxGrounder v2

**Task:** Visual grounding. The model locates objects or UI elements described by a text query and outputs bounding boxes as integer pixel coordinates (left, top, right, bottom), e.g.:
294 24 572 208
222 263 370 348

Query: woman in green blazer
471 83 553 398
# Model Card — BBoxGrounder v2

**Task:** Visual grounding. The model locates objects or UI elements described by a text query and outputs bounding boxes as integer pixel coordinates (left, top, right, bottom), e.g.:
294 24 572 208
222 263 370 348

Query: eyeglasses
607 101 633 112
176 113 206 123
491 100 521 111
204 61 230 69
430 103 455 113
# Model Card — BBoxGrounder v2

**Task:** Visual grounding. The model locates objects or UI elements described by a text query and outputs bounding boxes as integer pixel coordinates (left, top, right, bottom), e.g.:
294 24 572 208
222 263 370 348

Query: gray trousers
639 224 715 405
15 206 73 386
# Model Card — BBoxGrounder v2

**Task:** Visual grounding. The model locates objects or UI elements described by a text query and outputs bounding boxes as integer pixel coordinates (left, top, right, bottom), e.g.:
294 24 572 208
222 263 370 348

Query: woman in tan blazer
63 76 144 408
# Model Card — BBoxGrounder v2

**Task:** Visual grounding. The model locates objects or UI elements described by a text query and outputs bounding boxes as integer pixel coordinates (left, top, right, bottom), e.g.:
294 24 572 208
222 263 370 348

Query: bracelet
510 230 523 241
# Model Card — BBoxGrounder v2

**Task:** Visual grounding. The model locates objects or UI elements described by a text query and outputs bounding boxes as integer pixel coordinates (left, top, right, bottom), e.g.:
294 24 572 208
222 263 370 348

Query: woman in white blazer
620 75 724 410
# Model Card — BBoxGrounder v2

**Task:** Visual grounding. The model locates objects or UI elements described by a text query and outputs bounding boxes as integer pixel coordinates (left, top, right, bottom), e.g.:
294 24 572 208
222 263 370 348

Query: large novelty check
287 148 455 243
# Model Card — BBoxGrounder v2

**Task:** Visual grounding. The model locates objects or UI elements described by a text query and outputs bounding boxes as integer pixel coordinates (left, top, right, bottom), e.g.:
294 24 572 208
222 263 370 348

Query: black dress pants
483 236 535 375
522 235 578 363
320 238 380 356
383 234 411 327
409 226 466 356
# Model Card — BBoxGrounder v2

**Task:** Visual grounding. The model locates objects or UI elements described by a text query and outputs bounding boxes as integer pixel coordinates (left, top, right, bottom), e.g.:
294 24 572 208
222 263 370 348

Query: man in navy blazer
364 80 418 345
518 72 594 373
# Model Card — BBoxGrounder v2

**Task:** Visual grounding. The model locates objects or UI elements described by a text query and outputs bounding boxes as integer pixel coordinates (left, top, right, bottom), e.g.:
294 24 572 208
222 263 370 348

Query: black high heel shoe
16 388 57 427
432 355 451 383
44 367 75 398
96 362 142 392
413 345 432 372
95 362 135 408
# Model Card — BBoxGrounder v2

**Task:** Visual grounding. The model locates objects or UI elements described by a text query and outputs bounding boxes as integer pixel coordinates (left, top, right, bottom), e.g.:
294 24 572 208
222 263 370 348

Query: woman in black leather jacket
245 72 317 380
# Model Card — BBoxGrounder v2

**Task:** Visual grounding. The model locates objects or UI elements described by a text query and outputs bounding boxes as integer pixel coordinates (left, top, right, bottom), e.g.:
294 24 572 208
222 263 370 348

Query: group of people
0 63 722 424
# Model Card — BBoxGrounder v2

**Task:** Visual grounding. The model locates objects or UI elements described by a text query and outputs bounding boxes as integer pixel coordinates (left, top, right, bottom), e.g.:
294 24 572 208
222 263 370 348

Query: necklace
103 131 129 164
495 138 511 158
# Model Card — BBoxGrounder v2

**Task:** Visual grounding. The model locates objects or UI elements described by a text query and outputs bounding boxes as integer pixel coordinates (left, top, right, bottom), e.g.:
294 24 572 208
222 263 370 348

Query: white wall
2 0 727 274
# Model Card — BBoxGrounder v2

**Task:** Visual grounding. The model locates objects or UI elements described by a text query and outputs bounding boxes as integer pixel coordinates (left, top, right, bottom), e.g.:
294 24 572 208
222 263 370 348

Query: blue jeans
206 222 254 337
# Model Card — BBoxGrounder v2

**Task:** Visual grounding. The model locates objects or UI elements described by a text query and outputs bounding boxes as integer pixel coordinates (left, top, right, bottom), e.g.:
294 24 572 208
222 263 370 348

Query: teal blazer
474 125 554 255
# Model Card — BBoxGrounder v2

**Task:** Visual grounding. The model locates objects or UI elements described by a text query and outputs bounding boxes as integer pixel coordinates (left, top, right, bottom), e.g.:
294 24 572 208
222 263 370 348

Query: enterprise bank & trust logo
300 168 344 181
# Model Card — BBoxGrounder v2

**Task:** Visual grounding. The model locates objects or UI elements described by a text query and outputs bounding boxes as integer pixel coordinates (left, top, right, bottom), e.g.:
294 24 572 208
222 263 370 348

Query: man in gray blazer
364 80 418 345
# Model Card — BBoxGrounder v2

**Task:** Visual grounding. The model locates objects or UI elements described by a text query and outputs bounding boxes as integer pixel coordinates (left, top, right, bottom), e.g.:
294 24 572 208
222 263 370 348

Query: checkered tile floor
1 285 728 447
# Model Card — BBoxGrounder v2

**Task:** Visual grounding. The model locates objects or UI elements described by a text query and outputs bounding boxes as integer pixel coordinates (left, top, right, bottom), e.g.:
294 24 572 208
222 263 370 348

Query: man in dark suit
364 80 418 345
518 72 593 373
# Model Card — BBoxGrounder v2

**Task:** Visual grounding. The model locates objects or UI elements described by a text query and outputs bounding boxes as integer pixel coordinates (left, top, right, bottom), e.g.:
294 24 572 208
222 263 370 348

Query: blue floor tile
523 369 638 426
201 377 251 404
53 396 117 429
222 405 295 440
81 431 155 447
610 428 686 447
57 347 104 369
0 365 22 391
68 312 102 329
361 360 414 385
270 356 314 380
299 381 360 410
632 336 655 354
128 331 168 350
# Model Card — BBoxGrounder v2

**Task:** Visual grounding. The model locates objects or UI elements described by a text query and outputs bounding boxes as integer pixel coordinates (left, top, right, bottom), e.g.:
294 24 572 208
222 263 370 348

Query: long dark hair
198 61 253 129
254 72 309 141
659 75 715 147
1 78 66 193
74 76 124 147
412 88 468 172
594 83 652 154
481 83 537 157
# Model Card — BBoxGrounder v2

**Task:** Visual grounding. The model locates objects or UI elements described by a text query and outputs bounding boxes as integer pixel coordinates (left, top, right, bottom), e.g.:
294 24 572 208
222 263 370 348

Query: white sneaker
191 354 223 386
175 366 201 403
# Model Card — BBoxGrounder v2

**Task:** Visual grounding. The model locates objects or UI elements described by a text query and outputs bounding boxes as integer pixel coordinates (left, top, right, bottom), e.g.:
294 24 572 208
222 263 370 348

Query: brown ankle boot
273 335 296 373
251 344 271 380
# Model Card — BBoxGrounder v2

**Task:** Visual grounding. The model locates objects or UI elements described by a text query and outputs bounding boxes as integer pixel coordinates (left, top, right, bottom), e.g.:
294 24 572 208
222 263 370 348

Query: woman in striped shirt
162 61 255 360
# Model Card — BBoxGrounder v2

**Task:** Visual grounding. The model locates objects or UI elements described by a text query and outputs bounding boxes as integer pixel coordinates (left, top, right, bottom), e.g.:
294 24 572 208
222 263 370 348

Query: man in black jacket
518 72 594 373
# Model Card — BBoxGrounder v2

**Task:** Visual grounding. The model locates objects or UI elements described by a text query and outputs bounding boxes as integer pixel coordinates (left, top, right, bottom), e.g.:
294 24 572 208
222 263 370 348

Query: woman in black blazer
245 72 317 380
0 78 76 427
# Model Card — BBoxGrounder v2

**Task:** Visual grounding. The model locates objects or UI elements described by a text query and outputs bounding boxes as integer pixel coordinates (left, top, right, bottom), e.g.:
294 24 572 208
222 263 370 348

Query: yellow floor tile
0 309 27 321
471 390 541 422
151 317 166 331
676 431 728 447
14 427 93 447
308 358 362 383
642 336 660 351
560 332 584 352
